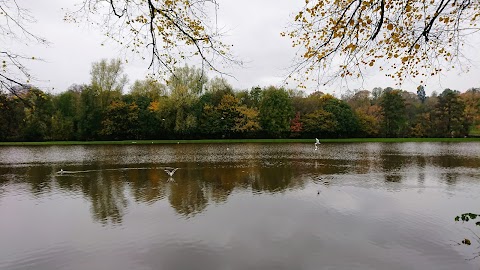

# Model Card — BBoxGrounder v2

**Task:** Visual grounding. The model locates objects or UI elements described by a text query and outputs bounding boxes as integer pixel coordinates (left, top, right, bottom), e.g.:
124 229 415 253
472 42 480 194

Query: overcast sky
15 0 480 96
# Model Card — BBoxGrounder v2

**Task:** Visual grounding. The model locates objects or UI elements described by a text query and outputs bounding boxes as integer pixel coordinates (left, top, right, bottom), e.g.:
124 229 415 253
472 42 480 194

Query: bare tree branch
68 0 241 81
0 0 47 94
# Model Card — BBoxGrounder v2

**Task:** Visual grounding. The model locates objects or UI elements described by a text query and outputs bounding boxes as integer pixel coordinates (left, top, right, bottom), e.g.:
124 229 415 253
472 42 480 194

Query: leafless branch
68 0 240 81
0 0 48 94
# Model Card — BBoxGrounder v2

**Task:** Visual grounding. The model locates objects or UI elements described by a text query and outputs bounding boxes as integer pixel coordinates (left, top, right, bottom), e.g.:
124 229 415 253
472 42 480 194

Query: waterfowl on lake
164 167 179 177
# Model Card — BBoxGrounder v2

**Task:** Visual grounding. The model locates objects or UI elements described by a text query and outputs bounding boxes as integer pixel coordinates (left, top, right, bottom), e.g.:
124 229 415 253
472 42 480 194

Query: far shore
1 138 480 146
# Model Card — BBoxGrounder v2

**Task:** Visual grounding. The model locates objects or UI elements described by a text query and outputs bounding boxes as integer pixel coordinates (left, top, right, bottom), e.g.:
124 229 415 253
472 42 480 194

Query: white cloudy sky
13 0 480 95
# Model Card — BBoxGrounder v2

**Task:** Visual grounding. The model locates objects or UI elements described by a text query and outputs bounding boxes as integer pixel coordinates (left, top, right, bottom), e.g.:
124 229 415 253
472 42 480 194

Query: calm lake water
0 142 479 270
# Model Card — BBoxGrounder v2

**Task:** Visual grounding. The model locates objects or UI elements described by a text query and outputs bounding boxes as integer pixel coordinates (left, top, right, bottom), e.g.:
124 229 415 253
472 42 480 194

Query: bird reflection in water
164 167 179 182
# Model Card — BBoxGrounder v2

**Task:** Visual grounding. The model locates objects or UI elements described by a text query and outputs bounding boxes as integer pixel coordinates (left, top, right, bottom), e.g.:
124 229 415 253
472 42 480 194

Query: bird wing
164 168 178 174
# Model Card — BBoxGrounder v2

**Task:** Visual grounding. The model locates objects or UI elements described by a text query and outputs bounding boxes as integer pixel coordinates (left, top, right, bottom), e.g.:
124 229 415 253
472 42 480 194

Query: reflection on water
1 143 480 269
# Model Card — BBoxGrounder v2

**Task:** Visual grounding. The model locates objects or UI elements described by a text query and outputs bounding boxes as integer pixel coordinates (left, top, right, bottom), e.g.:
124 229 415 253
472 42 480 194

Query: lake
0 142 479 270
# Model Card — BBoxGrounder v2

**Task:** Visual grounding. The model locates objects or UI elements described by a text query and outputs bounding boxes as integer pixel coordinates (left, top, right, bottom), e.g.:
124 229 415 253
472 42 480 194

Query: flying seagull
164 167 179 183
164 167 179 177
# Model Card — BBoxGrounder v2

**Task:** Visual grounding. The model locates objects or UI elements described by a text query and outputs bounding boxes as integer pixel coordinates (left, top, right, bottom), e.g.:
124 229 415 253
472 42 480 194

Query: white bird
164 167 179 177
315 138 320 150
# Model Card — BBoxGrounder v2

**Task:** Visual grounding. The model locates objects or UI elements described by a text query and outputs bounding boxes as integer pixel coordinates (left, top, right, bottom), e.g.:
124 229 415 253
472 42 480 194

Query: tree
22 88 54 141
0 1 48 94
372 87 383 102
296 94 360 137
461 88 480 134
172 88 198 136
100 101 140 140
302 109 338 136
434 89 468 137
290 112 302 136
123 93 163 139
130 78 167 101
343 90 371 111
216 94 241 137
409 112 432 138
205 77 234 96
199 76 234 109
0 91 26 140
235 106 261 135
249 87 263 108
417 85 427 104
199 103 222 136
166 66 206 136
259 87 294 137
286 0 480 85
78 86 103 140
380 89 406 137
169 65 208 96
90 58 127 109
401 90 422 136
51 111 74 141
69 0 238 76
321 95 360 137
146 95 172 139
294 91 325 115
356 109 381 137
346 90 382 137
198 92 241 137
0 93 11 140
51 89 81 140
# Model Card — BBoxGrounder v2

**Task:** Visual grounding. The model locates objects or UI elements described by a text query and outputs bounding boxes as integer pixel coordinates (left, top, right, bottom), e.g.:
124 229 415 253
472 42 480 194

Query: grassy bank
1 137 480 146
469 126 480 137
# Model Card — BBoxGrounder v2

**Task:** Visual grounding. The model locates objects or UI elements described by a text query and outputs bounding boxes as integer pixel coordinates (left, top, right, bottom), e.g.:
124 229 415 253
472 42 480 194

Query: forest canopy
1 59 479 142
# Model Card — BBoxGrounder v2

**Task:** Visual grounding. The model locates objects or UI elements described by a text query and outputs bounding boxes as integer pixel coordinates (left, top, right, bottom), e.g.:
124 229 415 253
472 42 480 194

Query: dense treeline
1 59 479 141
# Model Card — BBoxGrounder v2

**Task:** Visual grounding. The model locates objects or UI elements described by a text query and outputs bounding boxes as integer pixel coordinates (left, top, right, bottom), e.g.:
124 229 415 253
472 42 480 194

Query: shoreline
1 137 480 146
